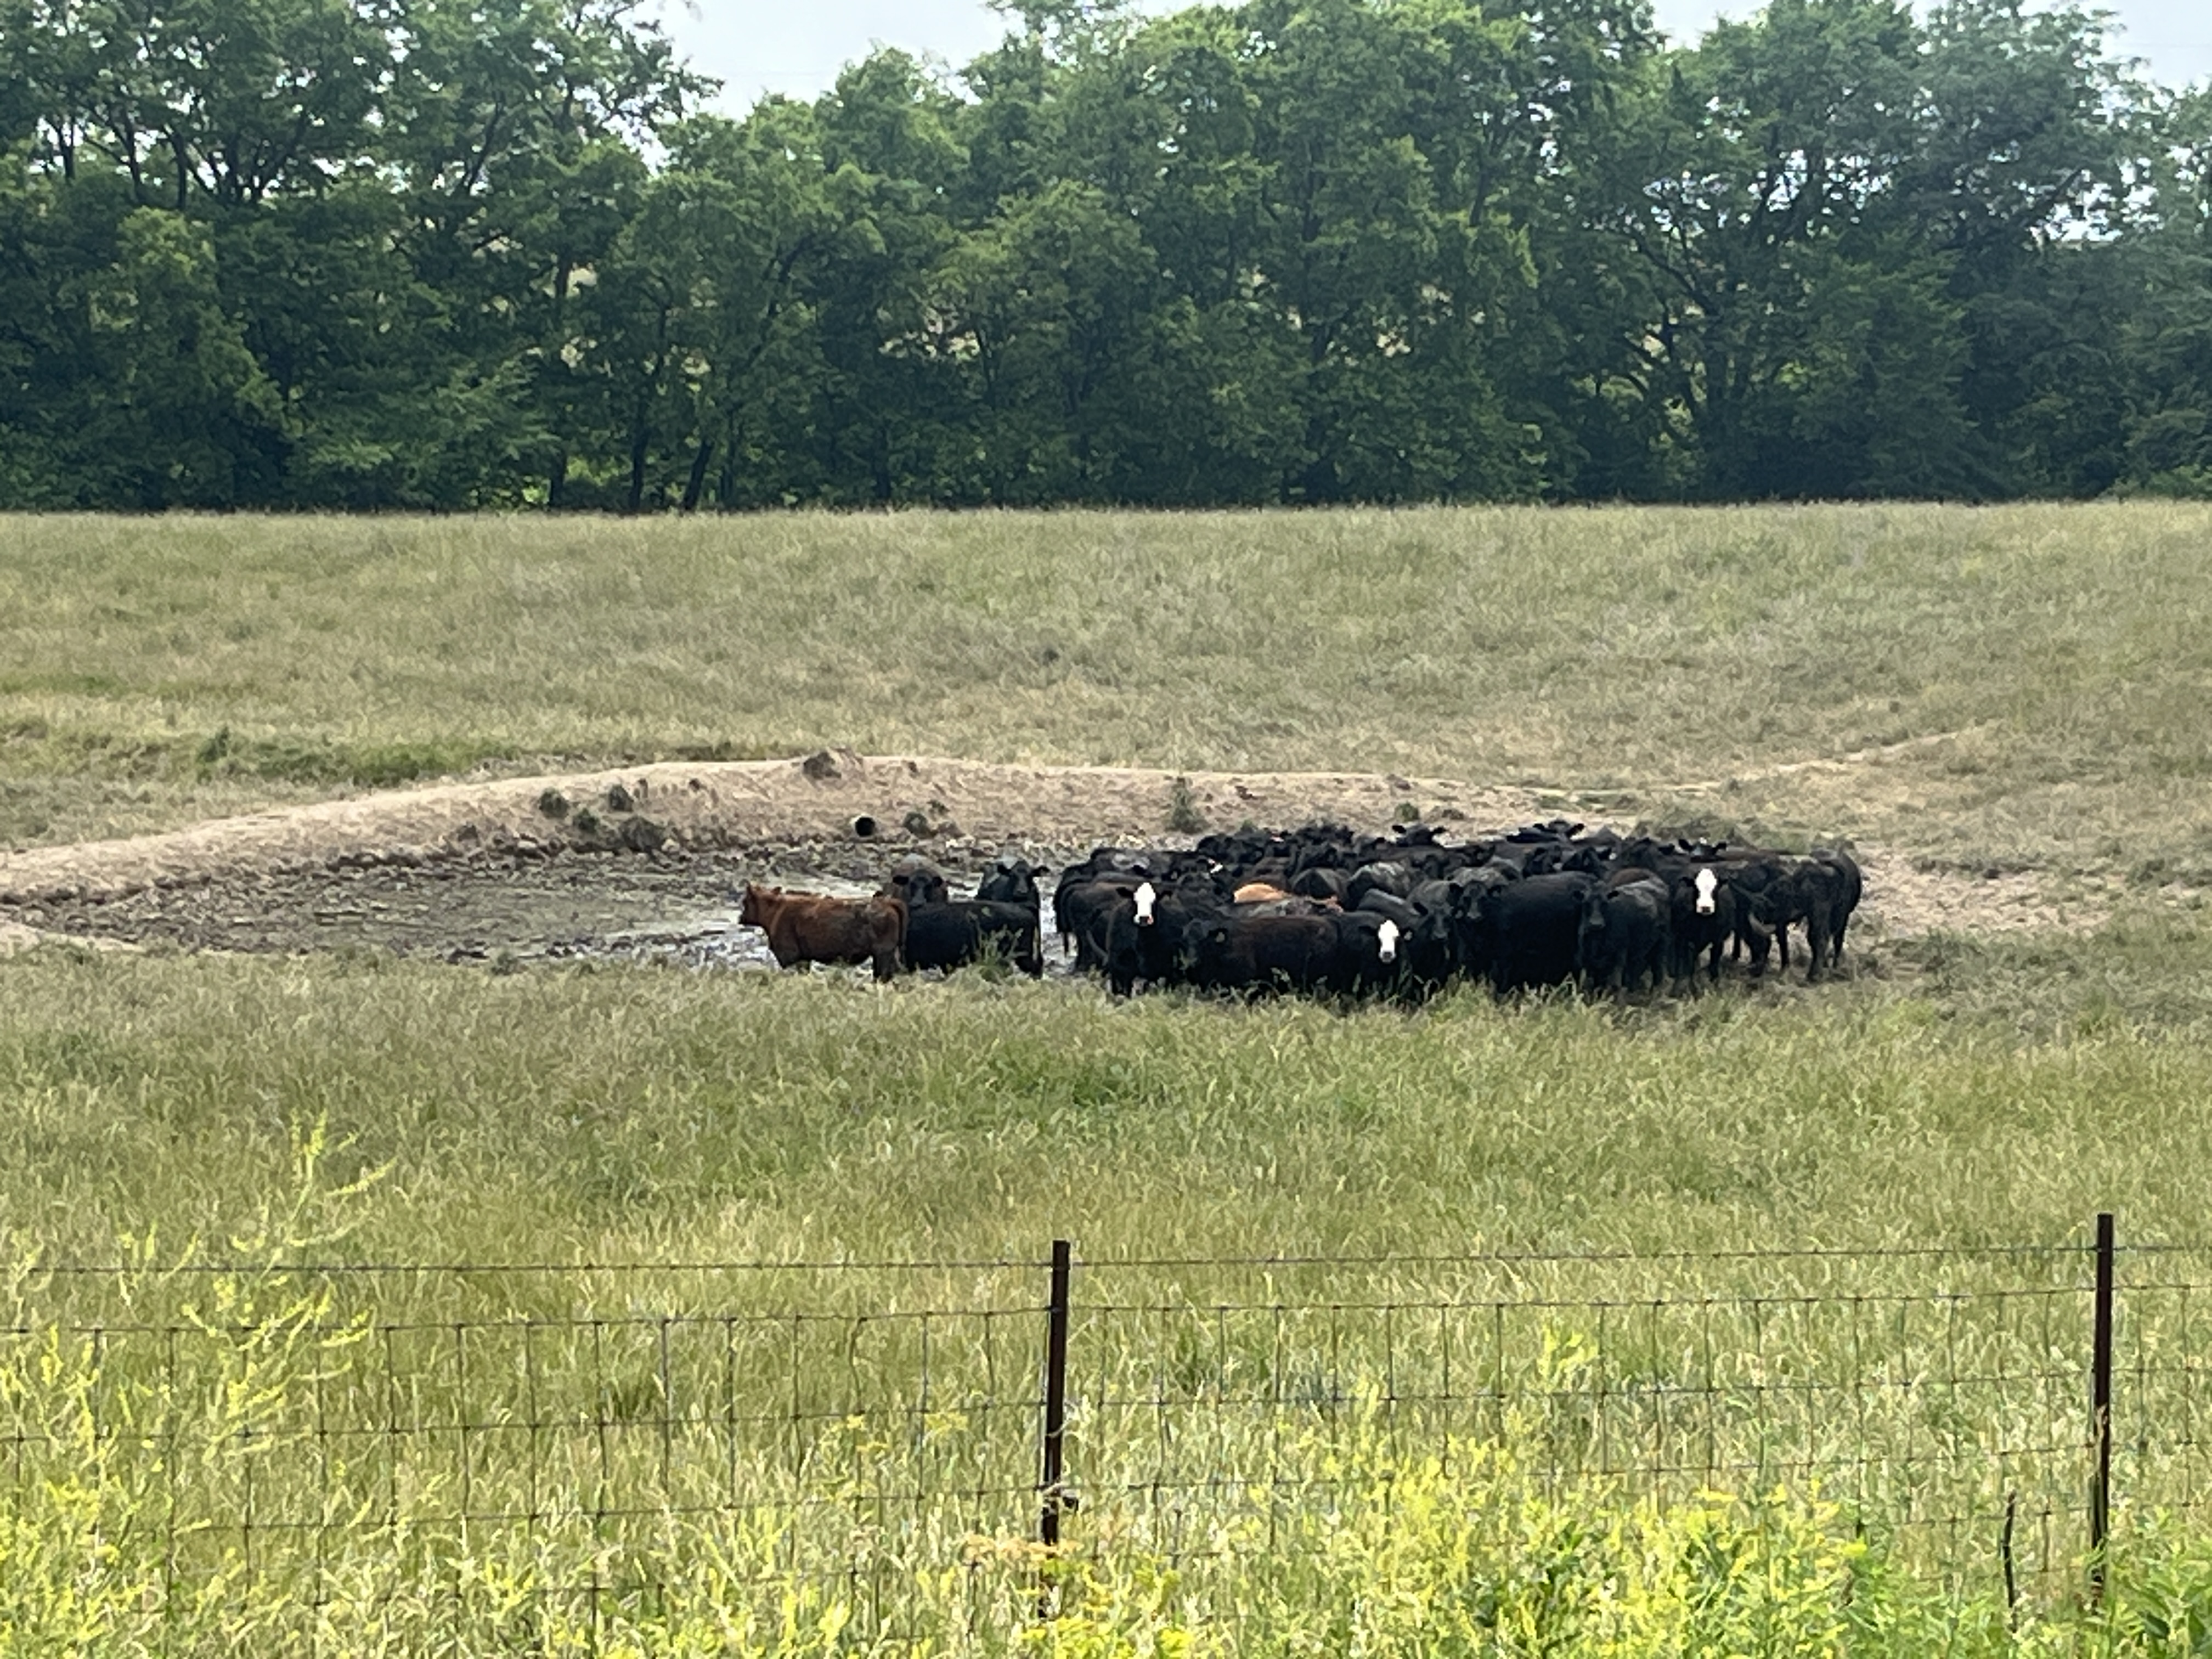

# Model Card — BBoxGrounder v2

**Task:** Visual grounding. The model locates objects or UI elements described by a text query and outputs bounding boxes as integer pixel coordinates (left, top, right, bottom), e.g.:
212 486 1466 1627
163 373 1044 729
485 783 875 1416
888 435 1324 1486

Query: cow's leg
1803 904 1831 981
1740 917 1772 976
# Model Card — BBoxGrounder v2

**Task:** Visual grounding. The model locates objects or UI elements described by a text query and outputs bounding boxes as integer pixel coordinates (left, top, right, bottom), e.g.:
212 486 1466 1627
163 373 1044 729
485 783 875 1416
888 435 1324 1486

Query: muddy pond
9 844 1084 977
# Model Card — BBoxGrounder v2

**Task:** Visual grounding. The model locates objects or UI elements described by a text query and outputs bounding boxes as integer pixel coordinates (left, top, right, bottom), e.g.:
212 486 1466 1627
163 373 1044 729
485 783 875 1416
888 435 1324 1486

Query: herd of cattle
736 820 1864 1002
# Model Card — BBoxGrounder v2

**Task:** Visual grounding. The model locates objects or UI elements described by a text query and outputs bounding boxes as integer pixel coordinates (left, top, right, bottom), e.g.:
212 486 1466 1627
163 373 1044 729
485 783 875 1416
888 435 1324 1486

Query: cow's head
888 865 949 907
1692 866 1719 916
1377 919 1400 963
1134 881 1157 926
978 856 1044 907
1179 919 1228 970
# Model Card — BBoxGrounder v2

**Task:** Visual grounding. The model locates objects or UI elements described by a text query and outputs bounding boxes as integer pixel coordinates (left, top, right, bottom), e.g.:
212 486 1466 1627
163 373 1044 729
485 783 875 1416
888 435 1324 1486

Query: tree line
3 0 2208 510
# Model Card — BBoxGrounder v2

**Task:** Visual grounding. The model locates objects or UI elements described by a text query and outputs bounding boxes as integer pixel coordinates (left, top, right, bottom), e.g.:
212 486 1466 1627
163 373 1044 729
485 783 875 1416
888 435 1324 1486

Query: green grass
5 504 2212 874
12 1298 2187 1659
3 937 2212 1648
8 932 2212 1265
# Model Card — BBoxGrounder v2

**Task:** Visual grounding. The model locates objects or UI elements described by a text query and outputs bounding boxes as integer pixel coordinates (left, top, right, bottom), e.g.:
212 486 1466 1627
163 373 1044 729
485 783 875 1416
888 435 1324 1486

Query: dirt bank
0 754 1555 900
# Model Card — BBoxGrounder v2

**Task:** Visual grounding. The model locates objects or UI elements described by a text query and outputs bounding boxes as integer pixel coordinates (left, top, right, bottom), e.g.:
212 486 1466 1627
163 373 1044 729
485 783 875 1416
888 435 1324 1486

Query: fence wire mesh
0 1229 2196 1641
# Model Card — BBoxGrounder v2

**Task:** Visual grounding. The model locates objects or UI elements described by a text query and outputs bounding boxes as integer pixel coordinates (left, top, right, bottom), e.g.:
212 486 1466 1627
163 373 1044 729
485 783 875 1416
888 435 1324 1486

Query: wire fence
0 1218 2200 1641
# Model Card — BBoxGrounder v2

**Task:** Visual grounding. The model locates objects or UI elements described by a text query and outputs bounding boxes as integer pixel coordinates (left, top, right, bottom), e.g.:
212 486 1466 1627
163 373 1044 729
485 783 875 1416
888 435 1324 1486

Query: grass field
8 505 2212 1650
8 941 2212 1650
8 940 2212 1266
5 504 2212 882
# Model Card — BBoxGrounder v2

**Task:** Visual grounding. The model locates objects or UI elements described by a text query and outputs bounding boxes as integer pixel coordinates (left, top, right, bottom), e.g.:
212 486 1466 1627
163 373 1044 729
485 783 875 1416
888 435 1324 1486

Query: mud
2 842 1099 977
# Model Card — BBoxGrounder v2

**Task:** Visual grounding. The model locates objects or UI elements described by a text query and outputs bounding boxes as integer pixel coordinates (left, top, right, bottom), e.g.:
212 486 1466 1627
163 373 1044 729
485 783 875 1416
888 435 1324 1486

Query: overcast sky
662 0 2210 113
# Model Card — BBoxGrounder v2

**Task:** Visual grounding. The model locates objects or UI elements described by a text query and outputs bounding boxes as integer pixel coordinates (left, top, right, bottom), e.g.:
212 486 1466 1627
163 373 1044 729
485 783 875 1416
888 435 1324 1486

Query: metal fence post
1040 1239 1073 1550
2090 1211 2115 1607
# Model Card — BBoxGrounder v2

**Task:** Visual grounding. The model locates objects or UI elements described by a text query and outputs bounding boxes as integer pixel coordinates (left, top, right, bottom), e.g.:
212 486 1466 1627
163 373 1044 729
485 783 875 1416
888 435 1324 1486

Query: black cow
1613 842 1742 989
1179 912 1344 994
1330 909 1408 997
1345 860 1417 907
1577 874 1672 1002
1699 850 1788 975
1056 876 1142 969
1289 866 1351 903
1669 861 1742 987
1815 848 1864 973
1352 891 1453 995
1409 865 1515 980
1487 872 1598 994
976 855 1046 912
882 856 951 910
1098 880 1220 995
1769 849 1862 980
903 899 1044 977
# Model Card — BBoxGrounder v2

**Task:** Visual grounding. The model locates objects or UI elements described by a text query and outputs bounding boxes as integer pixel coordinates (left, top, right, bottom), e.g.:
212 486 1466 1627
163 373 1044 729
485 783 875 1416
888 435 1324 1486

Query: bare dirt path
0 753 2085 963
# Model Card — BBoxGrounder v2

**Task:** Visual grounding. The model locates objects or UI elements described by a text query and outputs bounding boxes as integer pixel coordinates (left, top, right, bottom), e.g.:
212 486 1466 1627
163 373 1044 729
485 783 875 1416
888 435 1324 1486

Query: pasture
6 504 2212 1651
5 503 2212 881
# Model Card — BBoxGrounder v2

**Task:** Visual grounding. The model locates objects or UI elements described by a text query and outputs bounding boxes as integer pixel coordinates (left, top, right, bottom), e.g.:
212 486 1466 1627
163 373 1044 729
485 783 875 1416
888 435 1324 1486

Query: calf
1613 844 1740 988
1330 909 1406 997
1700 849 1789 974
739 884 906 981
1345 861 1417 907
1288 867 1351 904
1811 848 1863 974
1352 892 1453 995
1670 862 1741 988
1763 849 1862 980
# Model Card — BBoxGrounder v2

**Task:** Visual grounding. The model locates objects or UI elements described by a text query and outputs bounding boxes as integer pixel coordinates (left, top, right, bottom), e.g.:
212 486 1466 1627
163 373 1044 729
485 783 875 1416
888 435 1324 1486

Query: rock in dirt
620 817 669 854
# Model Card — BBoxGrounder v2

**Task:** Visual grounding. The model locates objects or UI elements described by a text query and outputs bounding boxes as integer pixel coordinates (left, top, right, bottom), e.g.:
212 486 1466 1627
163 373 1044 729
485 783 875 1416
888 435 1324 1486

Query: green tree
563 107 836 512
793 50 970 503
0 0 2193 509
2117 88 2212 495
72 206 284 503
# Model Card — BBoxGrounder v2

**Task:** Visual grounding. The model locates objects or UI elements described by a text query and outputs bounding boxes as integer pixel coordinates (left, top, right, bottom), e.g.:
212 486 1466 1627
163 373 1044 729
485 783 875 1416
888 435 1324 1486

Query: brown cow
738 884 906 981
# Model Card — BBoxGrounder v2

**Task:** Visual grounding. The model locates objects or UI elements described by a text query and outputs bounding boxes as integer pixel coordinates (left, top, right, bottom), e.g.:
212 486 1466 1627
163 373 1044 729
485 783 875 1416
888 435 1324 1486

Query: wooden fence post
2090 1211 2115 1607
1040 1240 1073 1550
